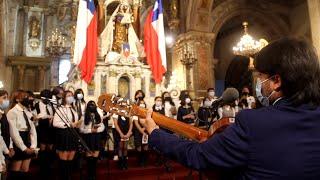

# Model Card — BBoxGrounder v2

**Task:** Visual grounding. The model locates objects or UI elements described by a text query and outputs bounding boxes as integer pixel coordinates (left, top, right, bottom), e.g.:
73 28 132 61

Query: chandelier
232 22 268 57
180 43 197 67
46 28 68 57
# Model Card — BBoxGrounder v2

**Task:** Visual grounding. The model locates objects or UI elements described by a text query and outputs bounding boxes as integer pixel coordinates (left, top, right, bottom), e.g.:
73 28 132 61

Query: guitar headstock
97 94 147 118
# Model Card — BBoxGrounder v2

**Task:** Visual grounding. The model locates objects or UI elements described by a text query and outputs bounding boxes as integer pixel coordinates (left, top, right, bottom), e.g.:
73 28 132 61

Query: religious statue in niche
58 5 68 21
28 15 41 50
29 16 40 39
100 0 144 63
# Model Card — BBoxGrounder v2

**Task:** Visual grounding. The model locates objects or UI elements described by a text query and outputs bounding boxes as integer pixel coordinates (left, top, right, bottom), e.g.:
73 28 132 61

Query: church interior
0 0 318 179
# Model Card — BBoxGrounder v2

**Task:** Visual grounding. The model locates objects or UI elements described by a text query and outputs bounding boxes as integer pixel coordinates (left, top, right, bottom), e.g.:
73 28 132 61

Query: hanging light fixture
232 22 268 57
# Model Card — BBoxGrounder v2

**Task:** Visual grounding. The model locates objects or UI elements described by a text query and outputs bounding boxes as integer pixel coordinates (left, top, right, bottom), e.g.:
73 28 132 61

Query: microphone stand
42 98 90 152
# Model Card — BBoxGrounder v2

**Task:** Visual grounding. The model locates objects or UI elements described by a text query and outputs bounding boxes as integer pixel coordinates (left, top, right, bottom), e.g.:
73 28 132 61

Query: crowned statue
100 0 144 64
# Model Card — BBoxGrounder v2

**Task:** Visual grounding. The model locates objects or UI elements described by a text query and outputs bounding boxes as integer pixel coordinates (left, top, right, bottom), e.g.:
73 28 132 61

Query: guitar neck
131 106 208 142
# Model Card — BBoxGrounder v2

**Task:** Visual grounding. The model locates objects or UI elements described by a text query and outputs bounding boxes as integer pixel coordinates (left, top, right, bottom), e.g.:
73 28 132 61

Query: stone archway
182 0 290 91
207 0 290 59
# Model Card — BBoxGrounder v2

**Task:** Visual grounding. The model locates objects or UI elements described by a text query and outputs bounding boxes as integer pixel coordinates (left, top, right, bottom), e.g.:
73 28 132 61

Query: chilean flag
144 0 167 84
73 0 98 83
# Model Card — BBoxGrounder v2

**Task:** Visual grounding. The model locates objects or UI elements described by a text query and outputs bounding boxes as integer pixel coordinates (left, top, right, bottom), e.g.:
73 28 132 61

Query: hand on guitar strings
139 109 159 134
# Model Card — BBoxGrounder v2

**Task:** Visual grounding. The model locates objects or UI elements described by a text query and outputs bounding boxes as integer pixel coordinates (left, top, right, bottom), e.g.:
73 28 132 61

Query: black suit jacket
149 99 320 179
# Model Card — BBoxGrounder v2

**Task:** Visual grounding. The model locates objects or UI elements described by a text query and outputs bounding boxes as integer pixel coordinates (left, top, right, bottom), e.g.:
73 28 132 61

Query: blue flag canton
86 0 96 14
152 0 163 22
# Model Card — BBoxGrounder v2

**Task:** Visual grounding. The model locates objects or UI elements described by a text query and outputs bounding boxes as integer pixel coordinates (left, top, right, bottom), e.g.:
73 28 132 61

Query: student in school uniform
114 101 133 170
134 90 145 103
177 95 196 125
0 90 14 179
133 100 148 167
52 86 64 107
35 89 55 179
7 90 37 179
79 101 105 180
74 89 86 122
161 92 177 119
53 90 80 180
197 97 213 129
111 113 120 161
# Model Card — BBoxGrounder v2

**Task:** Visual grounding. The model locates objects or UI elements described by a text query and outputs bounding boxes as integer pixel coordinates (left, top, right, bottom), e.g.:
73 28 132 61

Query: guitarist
139 38 320 179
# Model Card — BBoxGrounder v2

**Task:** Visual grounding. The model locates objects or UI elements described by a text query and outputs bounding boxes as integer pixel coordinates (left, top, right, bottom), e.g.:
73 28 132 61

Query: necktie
22 111 31 131
45 105 50 115
70 107 75 123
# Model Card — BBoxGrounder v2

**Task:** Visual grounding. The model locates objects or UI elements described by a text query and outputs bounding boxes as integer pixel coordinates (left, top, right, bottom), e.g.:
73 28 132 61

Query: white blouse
79 113 105 134
53 105 79 129
7 104 37 151
36 101 54 119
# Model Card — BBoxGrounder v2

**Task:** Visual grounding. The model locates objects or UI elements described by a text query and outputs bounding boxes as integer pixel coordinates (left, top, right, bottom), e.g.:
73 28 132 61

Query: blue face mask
0 100 10 110
255 77 276 107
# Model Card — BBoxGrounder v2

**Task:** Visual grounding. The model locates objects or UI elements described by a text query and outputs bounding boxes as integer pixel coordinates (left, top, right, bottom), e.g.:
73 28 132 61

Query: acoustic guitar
97 94 235 142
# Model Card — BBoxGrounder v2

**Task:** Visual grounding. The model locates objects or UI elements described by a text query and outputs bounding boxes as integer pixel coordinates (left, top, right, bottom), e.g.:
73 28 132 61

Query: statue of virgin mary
100 0 144 63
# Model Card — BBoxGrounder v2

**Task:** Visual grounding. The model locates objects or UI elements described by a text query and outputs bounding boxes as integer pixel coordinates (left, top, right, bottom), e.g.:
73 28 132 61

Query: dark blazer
149 98 320 179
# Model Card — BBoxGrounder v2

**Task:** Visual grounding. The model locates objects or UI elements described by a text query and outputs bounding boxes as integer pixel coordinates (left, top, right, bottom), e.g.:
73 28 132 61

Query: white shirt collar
155 106 162 111
15 104 25 111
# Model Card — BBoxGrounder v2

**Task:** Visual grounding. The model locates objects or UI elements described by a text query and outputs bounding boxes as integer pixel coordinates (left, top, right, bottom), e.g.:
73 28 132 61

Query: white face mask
185 98 191 104
77 93 84 100
155 101 162 107
255 77 275 107
0 100 10 110
66 96 75 105
208 91 215 97
139 104 146 108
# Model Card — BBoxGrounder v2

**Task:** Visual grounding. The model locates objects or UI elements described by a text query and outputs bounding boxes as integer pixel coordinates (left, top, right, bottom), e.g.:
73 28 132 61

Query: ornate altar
65 56 153 105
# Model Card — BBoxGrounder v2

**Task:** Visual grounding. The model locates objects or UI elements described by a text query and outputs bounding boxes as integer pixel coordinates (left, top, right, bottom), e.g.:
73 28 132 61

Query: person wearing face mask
152 97 165 114
114 101 133 170
177 96 195 125
53 90 80 180
139 38 320 179
207 88 217 103
52 86 64 108
34 89 55 179
7 90 37 179
132 100 148 167
161 92 177 119
197 97 213 128
0 90 14 179
73 89 86 122
134 90 145 103
79 101 105 180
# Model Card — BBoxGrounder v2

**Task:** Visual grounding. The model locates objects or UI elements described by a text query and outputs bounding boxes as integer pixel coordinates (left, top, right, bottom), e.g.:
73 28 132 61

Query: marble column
308 0 320 56
133 72 142 95
38 66 46 91
174 31 215 96
17 65 25 89
50 58 59 87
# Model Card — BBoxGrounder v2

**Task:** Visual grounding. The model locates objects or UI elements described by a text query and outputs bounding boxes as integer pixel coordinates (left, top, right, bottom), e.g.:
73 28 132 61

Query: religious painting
28 16 41 39
118 76 130 99
57 5 67 21
101 75 107 94
87 76 95 96
149 79 156 97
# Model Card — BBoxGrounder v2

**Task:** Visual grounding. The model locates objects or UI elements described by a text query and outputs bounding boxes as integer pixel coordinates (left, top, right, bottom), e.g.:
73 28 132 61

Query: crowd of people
0 84 258 180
